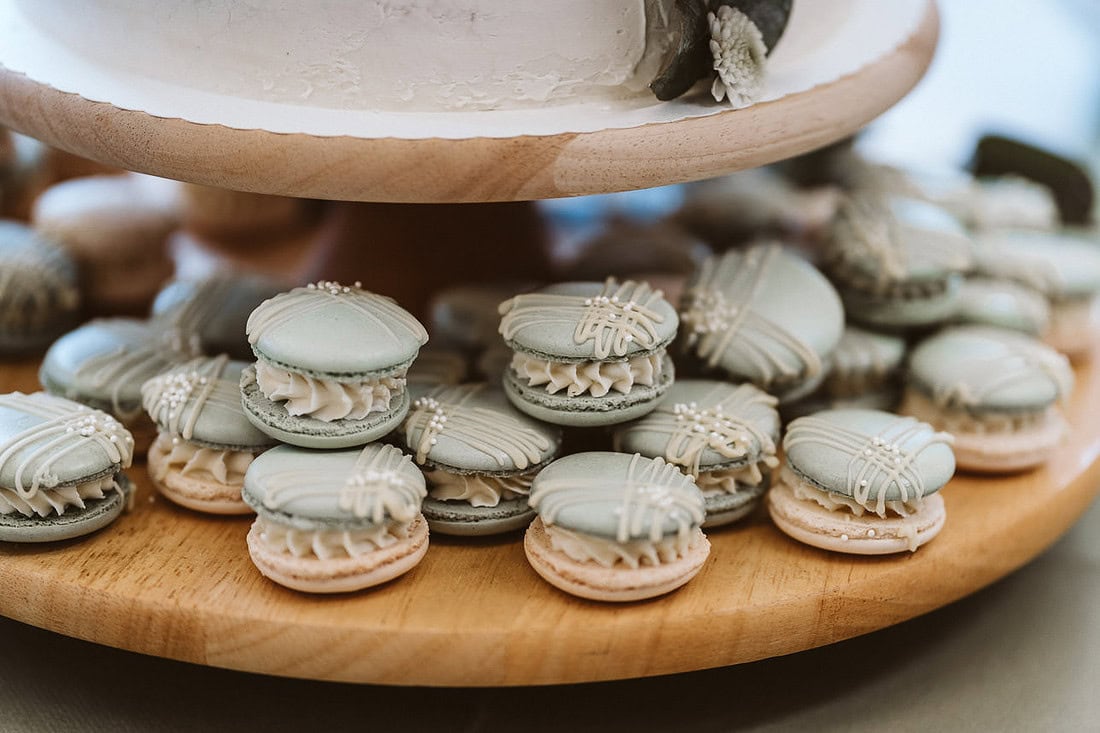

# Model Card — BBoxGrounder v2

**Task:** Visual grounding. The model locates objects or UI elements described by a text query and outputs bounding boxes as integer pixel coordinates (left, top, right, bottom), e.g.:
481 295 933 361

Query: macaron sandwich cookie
242 280 429 448
614 380 779 528
40 318 193 450
0 221 79 354
498 279 678 426
525 452 709 602
810 326 907 413
768 409 955 555
0 392 134 543
824 195 972 331
142 356 276 514
902 326 1074 472
953 277 1051 336
679 243 844 402
243 442 428 593
400 383 561 536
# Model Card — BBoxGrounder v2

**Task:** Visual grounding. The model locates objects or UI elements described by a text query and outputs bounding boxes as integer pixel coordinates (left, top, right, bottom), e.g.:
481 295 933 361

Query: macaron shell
0 473 133 543
421 496 534 536
146 443 253 515
240 365 409 450
246 514 429 594
840 276 963 330
974 231 1100 299
953 278 1051 335
767 481 945 555
524 517 710 602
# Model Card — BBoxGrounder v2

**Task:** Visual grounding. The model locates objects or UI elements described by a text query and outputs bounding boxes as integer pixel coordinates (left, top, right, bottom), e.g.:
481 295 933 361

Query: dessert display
613 379 779 527
241 281 428 449
768 409 954 554
902 326 1074 473
679 243 844 402
953 277 1051 336
499 279 679 426
0 392 134 542
399 384 562 536
31 173 181 313
142 356 276 515
242 443 429 593
0 220 79 354
525 452 709 601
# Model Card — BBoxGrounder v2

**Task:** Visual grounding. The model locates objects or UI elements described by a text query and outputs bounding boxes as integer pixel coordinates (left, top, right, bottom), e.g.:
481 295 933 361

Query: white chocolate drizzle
246 281 428 349
405 385 553 469
680 244 822 386
142 355 231 441
0 393 133 501
498 279 668 360
260 443 424 525
783 415 953 516
532 454 704 543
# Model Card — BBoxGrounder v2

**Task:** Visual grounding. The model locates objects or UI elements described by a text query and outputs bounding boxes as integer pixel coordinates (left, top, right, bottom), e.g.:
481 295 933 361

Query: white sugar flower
708 5 768 108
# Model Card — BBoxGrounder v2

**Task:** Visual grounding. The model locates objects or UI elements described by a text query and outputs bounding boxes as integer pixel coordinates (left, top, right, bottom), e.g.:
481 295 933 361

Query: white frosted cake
18 0 792 112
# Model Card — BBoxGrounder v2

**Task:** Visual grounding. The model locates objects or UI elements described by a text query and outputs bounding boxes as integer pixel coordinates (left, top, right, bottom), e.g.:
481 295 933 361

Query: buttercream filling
696 462 768 497
0 475 119 518
255 360 405 421
783 467 922 520
425 469 533 508
255 515 411 561
547 524 704 570
149 433 256 487
902 389 1054 435
510 352 663 397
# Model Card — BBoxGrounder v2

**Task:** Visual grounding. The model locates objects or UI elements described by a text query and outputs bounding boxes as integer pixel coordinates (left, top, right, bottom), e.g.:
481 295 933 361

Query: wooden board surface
0 3 937 203
0 348 1097 687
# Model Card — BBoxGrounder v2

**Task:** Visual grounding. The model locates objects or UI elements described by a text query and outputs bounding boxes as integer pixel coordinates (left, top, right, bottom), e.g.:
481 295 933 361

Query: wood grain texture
0 347 1096 687
0 3 938 203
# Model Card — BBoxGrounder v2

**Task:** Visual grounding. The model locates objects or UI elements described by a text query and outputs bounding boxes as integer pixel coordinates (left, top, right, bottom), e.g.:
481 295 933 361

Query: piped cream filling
425 469 533 508
783 466 922 520
510 351 663 397
695 462 767 497
256 360 405 422
255 515 410 561
0 475 119 518
902 389 1053 435
149 433 256 487
546 524 704 570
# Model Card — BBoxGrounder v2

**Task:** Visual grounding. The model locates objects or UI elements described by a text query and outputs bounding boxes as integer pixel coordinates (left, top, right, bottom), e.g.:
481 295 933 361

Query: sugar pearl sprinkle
308 280 363 295
681 290 738 341
863 435 904 466
156 371 208 421
411 396 447 448
64 411 132 444
672 401 750 458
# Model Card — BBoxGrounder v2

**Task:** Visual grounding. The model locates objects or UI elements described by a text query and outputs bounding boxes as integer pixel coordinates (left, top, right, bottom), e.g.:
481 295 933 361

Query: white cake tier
17 0 677 112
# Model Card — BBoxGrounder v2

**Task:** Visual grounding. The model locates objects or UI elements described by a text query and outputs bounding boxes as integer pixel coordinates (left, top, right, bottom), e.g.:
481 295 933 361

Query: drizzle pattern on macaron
405 385 553 468
71 330 192 419
680 244 821 384
783 415 953 515
499 279 667 359
142 354 232 441
925 338 1073 409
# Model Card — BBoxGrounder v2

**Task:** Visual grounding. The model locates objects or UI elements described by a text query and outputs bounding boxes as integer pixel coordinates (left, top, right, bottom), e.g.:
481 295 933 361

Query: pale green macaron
613 380 779 527
242 442 429 593
142 355 276 514
769 409 955 555
0 392 135 543
499 279 678 427
902 325 1073 472
242 280 428 449
679 242 844 403
0 221 79 354
825 195 972 330
398 383 561 536
952 277 1051 336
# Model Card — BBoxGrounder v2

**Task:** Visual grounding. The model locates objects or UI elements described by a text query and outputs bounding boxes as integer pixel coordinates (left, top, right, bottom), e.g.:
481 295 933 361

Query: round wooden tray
0 351 1097 687
0 3 937 203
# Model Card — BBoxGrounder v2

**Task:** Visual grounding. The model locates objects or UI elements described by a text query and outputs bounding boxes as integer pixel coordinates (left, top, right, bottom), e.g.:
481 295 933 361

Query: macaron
40 317 194 451
824 195 972 330
0 220 80 354
499 279 678 427
242 442 429 593
399 383 562 536
679 242 844 402
150 274 285 360
0 132 50 221
901 326 1073 472
0 392 135 543
242 280 428 449
953 277 1051 336
613 380 779 527
142 355 276 514
768 409 955 554
972 231 1100 359
946 175 1059 232
428 282 530 354
525 452 709 602
818 325 907 410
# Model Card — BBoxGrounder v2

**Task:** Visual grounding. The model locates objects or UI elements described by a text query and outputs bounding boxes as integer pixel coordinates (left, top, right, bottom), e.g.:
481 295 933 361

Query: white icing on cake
21 0 676 112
